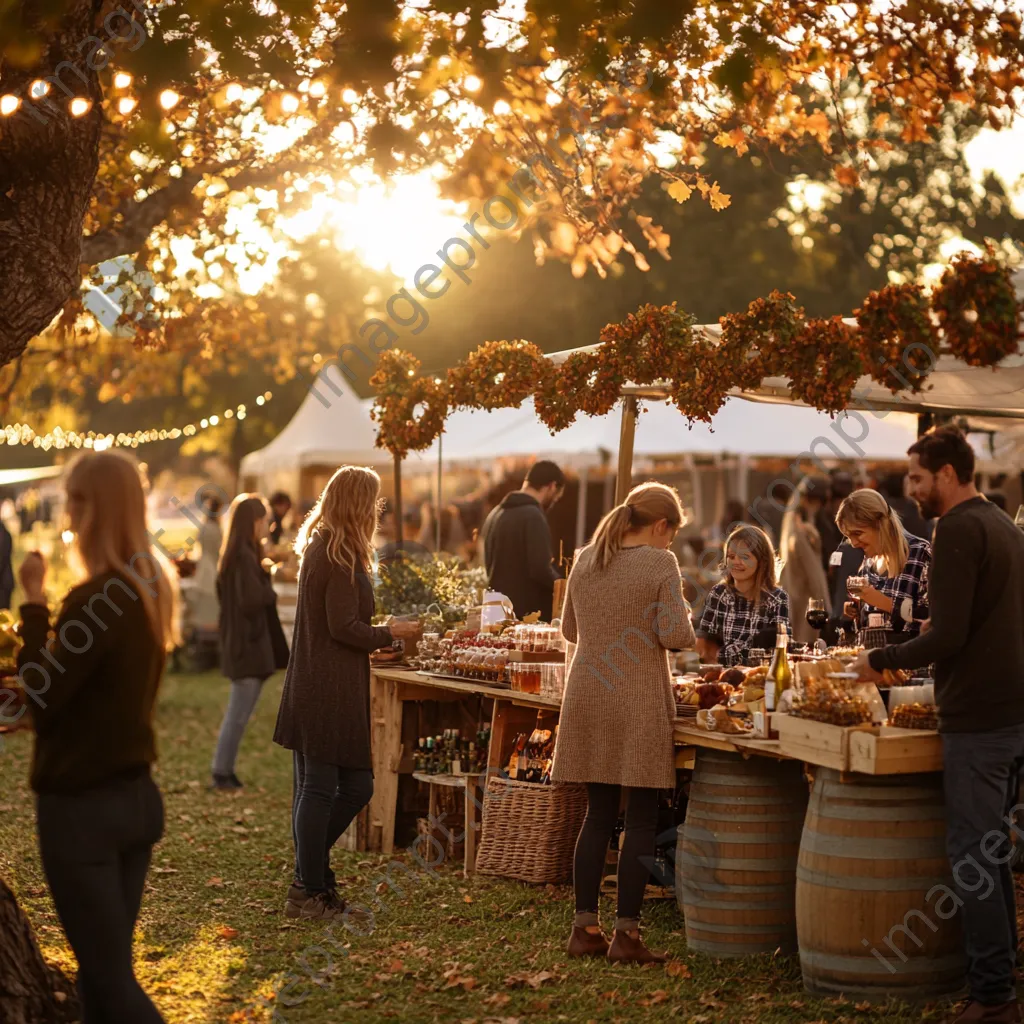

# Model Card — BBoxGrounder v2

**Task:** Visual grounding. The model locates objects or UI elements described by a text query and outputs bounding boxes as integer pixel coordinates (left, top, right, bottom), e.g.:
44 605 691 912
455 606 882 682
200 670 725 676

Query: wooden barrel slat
677 749 808 957
795 768 966 1004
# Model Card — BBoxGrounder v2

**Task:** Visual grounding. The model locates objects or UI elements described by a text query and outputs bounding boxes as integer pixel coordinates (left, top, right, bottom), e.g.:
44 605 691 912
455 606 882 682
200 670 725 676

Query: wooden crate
847 725 943 775
774 714 873 770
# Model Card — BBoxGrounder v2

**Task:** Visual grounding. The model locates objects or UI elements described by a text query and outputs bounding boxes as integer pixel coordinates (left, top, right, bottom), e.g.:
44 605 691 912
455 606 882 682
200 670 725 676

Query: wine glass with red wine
806 598 827 632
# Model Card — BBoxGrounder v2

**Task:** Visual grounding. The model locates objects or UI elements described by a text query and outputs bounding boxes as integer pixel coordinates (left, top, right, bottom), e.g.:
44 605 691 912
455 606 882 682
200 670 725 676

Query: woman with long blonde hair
273 466 418 921
836 488 931 636
210 492 288 791
695 524 790 666
15 450 178 1023
551 482 695 965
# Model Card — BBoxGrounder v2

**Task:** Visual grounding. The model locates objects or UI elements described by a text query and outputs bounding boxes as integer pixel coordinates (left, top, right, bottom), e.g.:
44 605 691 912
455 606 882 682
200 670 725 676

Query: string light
0 391 273 451
117 96 137 115
70 98 92 116
114 72 133 88
0 95 20 116
159 89 180 110
281 93 300 114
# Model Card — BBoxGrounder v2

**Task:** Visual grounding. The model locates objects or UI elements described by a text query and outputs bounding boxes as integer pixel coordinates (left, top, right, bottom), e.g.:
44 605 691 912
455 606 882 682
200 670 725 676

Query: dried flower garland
371 259 1020 456
447 340 548 411
370 351 449 458
855 282 937 393
932 251 1020 367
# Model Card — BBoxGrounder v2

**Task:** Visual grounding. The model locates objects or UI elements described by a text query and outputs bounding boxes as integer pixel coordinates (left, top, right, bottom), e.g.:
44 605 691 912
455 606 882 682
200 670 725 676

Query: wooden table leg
464 777 481 878
368 674 404 855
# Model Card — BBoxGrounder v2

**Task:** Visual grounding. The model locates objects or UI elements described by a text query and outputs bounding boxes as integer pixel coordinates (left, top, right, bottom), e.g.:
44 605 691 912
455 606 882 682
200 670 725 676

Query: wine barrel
677 749 808 956
796 769 965 1002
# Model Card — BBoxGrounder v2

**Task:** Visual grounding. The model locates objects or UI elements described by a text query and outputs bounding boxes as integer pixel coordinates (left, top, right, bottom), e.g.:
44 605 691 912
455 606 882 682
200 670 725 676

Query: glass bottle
766 623 792 712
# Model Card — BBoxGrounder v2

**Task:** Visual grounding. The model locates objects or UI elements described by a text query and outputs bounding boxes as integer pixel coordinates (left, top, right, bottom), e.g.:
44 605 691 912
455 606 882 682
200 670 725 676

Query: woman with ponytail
551 482 695 965
836 488 931 636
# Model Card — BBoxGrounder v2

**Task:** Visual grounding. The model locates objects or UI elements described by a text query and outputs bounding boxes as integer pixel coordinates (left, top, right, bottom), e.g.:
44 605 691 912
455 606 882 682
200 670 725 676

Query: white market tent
238 366 393 501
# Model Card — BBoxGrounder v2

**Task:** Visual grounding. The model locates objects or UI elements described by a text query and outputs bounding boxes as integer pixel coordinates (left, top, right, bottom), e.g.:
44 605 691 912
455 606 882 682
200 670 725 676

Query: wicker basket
475 776 587 884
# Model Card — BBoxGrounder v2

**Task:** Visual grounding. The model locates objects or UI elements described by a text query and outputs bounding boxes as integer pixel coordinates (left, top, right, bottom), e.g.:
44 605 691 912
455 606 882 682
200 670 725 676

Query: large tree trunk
0 878 79 1023
0 0 104 368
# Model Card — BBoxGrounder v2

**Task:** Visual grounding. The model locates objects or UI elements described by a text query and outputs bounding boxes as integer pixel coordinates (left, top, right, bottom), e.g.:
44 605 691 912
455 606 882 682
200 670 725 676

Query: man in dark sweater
853 427 1024 1024
480 461 565 621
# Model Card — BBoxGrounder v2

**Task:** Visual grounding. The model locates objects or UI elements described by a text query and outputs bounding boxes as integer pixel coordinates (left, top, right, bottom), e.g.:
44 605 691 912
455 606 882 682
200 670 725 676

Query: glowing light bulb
0 95 20 116
159 89 180 110
30 80 50 98
114 72 132 89
464 75 482 93
281 93 300 114
70 97 92 116
61 530 74 544
309 81 326 98
226 83 243 102
342 88 359 105
493 99 511 116
118 96 137 115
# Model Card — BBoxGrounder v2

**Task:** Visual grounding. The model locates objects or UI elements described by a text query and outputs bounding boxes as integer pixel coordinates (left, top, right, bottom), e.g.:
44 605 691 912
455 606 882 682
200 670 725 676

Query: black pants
573 783 660 929
292 752 373 894
943 724 1024 1006
36 772 165 1024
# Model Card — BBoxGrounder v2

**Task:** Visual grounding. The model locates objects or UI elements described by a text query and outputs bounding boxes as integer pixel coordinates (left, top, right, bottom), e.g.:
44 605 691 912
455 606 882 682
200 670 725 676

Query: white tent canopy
239 365 388 478
405 397 921 470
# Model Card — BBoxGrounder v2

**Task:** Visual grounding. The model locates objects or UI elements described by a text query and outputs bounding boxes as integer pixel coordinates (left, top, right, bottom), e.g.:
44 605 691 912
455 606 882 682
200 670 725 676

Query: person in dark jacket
854 428 1024 1024
0 516 13 609
14 450 178 1023
274 466 419 921
268 490 292 546
480 461 565 620
210 493 284 791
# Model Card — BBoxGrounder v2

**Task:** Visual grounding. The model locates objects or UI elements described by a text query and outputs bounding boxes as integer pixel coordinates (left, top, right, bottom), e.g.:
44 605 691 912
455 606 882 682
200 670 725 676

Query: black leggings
292 752 373 894
36 772 165 1024
573 783 660 929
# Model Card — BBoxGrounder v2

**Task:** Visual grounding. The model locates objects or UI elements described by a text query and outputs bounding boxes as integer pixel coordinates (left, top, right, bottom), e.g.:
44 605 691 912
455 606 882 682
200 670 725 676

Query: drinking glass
806 598 827 632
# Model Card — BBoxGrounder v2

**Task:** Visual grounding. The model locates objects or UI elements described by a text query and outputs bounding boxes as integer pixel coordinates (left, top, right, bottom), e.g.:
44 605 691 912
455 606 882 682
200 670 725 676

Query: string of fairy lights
1 391 273 452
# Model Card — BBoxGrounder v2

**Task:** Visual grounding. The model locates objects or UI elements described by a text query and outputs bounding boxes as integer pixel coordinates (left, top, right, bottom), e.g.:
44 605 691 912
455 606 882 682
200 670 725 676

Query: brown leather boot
607 928 668 965
953 1000 1022 1023
567 925 610 958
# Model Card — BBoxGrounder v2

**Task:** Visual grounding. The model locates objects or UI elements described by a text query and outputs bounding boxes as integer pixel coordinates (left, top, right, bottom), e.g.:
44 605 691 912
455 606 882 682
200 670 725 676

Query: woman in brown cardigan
551 482 695 964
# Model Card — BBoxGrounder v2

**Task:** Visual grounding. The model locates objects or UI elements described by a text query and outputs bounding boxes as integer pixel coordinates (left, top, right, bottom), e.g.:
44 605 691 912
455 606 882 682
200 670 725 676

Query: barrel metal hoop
796 866 953 892
806 804 943 823
677 851 800 871
799 831 945 860
799 949 966 976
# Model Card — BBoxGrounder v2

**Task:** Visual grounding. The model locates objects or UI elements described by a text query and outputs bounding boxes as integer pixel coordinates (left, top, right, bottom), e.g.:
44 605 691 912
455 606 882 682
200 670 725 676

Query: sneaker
298 890 348 921
285 883 306 919
209 774 243 792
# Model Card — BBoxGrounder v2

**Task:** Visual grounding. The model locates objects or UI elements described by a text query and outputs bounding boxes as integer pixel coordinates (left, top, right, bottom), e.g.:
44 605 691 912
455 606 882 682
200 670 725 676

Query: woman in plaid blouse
695 525 791 667
836 489 931 636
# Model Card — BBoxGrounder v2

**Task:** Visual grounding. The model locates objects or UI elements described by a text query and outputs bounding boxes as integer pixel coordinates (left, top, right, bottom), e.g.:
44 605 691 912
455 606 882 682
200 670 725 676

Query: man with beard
853 426 1024 1024
480 461 565 621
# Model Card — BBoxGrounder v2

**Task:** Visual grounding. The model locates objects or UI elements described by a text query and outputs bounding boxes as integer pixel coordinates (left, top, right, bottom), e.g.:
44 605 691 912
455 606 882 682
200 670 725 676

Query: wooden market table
364 668 561 857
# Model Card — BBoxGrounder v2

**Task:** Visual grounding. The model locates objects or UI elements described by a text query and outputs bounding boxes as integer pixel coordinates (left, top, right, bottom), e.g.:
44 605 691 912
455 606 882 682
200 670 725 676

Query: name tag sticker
829 550 843 567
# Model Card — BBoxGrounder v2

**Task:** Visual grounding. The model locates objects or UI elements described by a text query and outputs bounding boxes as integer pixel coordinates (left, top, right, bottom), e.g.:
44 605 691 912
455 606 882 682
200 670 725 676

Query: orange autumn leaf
708 182 731 211
217 925 239 940
834 164 860 188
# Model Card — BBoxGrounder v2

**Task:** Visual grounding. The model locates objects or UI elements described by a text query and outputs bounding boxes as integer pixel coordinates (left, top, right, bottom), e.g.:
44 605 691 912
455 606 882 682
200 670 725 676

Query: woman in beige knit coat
551 482 695 965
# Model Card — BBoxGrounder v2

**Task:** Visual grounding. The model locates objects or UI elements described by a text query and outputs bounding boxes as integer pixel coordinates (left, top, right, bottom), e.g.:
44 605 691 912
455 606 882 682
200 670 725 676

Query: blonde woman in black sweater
16 451 178 1024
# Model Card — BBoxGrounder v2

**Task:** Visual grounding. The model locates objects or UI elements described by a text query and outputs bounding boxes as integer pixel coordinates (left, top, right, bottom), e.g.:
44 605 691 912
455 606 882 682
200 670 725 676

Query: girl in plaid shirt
836 488 931 636
695 525 791 667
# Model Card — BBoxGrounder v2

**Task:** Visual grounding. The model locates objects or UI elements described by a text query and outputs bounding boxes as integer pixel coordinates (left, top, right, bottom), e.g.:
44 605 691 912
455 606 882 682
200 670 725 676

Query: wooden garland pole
393 453 404 550
615 396 638 504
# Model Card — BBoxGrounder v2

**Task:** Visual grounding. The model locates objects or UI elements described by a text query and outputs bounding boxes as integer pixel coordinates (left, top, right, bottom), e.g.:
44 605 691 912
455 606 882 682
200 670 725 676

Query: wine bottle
765 623 792 712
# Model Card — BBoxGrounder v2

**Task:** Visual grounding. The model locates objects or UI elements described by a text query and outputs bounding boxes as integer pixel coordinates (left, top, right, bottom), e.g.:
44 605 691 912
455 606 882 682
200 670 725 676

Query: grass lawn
0 672 964 1023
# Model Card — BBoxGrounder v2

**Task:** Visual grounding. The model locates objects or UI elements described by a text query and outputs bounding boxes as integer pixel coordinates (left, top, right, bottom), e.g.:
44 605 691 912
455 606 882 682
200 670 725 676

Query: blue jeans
211 677 263 776
291 752 373 894
943 724 1024 1005
36 772 165 1023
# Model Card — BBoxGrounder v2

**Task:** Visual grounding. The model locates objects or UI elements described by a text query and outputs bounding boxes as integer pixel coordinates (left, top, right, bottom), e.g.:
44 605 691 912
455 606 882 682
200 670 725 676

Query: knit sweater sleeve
648 553 696 652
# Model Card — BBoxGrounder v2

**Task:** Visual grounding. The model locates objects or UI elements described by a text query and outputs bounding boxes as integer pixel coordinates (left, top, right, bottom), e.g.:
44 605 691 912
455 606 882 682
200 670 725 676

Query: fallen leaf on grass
217 926 239 940
665 961 691 979
464 895 474 903
638 989 668 1007
483 993 510 1008
504 971 555 990
206 877 225 888
855 1001 874 1011
699 991 726 1009
386 960 404 974
747 992 771 1002
444 975 477 991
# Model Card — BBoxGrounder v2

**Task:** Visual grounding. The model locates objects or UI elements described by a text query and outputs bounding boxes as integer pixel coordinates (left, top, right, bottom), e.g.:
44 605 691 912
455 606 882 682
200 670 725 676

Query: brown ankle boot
607 928 668 965
567 925 610 958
